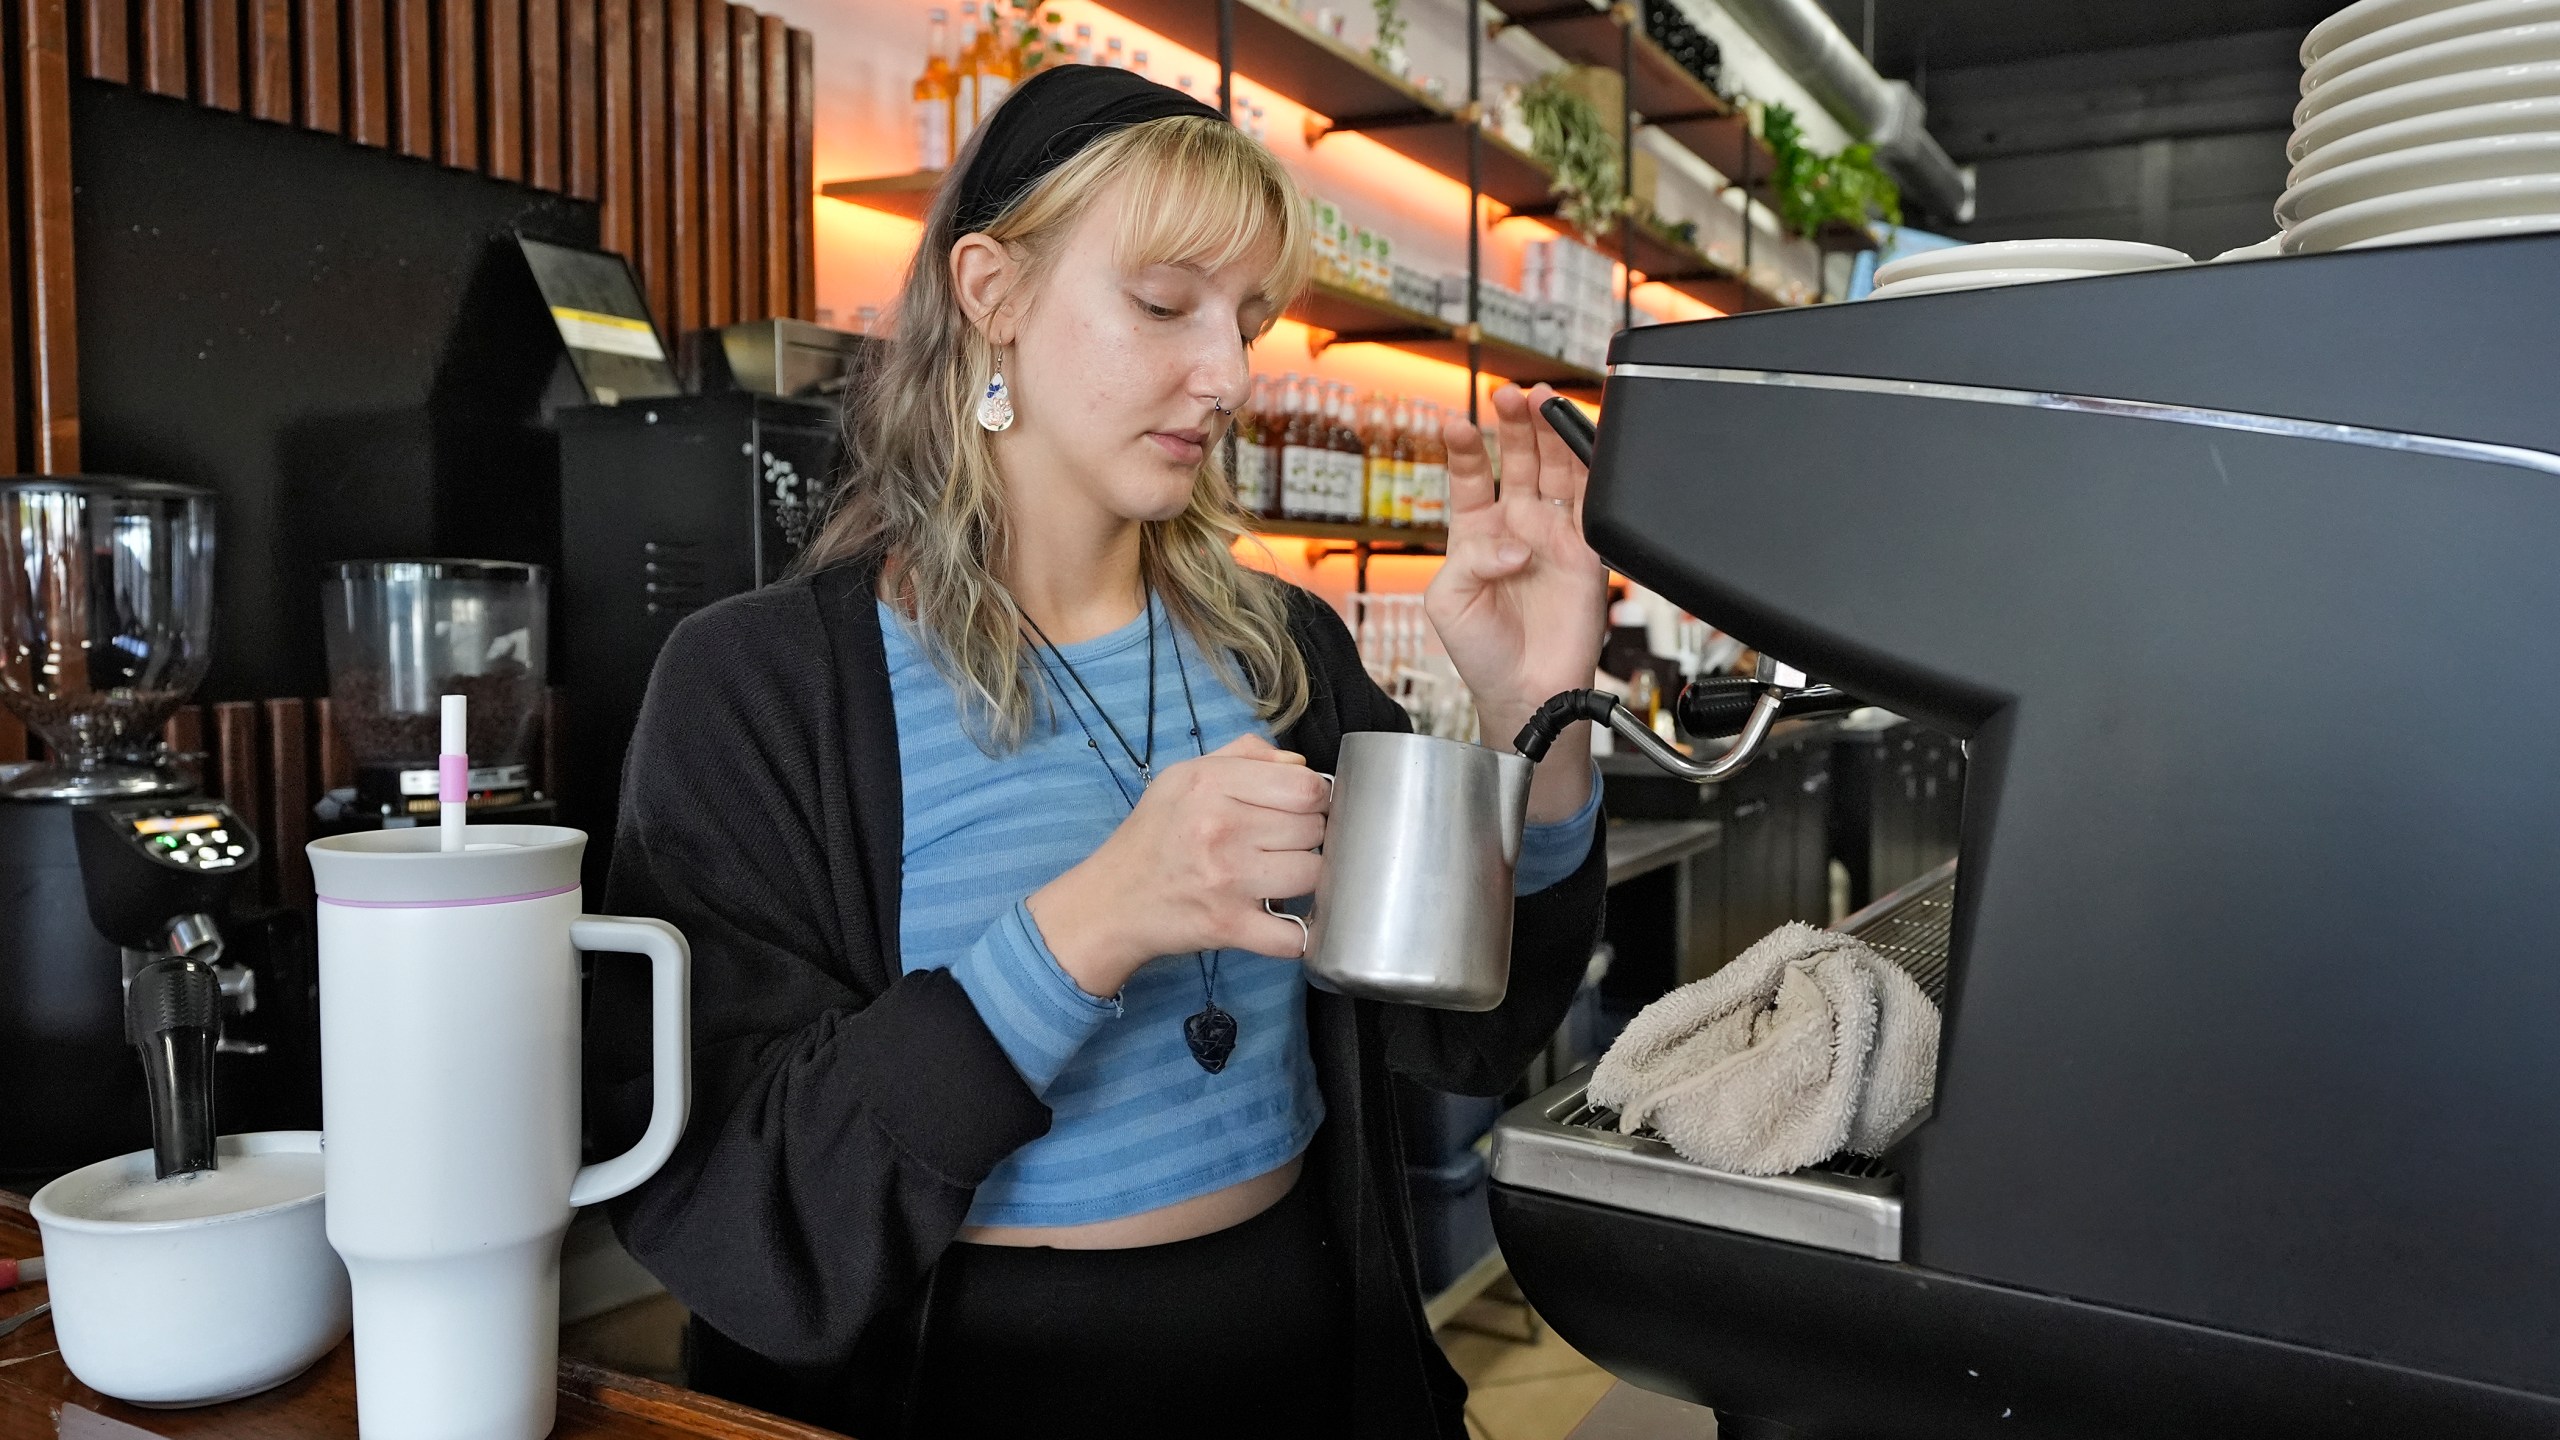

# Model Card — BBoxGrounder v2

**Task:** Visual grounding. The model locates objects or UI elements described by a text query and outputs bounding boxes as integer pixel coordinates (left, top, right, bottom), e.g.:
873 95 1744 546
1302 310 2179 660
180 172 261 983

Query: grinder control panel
113 802 258 874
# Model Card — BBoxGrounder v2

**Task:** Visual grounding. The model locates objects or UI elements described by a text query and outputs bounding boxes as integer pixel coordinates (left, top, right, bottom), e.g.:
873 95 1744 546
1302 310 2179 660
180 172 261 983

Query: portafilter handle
127 944 221 1180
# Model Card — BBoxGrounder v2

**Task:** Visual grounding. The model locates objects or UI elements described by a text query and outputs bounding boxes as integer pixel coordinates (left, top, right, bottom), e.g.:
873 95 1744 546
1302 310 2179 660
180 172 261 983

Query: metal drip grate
1556 1098 1905 1196
1488 860 1959 1259
1846 874 1956 1005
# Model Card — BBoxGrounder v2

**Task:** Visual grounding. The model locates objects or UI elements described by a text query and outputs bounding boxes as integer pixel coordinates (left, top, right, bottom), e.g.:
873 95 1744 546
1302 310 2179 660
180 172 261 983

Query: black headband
948 64 1226 239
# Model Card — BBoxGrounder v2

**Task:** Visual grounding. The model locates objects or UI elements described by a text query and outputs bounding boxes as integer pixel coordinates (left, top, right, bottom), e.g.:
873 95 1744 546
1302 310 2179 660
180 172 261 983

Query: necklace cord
1020 591 1223 1012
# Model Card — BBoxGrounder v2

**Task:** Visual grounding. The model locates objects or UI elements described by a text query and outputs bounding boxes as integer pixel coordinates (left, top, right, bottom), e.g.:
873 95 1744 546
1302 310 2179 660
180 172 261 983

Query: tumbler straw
439 694 467 852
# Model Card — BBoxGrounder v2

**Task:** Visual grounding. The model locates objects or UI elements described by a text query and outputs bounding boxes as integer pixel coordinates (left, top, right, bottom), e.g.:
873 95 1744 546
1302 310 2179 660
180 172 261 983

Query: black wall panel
73 79 598 701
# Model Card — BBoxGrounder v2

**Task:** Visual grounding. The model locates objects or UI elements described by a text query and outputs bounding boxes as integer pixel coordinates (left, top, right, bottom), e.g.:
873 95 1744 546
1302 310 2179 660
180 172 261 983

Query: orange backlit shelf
1248 518 1449 549
1286 280 1605 394
821 170 940 221
1619 218 1786 313
1098 0 1559 211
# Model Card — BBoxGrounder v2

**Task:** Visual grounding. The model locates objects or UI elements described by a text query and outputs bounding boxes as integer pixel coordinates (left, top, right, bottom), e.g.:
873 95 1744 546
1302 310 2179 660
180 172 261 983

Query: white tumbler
307 825 689 1440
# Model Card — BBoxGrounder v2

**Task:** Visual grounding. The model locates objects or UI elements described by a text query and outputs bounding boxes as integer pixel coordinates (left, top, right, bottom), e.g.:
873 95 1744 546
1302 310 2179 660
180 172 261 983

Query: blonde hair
797 114 1315 751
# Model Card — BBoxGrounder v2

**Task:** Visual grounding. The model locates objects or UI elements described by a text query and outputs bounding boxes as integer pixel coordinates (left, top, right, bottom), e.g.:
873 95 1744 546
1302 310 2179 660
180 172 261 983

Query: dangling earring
976 352 1016 432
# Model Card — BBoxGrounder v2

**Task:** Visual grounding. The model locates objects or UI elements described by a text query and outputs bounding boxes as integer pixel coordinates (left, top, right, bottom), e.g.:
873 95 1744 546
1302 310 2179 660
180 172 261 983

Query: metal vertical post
1740 113 1755 302
1620 4 1634 334
1217 0 1234 118
1466 0 1482 428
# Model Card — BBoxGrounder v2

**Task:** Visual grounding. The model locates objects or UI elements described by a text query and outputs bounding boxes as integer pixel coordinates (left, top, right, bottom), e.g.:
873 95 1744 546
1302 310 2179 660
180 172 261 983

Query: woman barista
588 65 1607 1440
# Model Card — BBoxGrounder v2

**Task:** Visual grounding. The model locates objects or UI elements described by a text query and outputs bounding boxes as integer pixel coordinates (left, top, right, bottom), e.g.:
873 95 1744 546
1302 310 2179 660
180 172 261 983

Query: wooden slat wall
75 0 120 80
391 0 432 158
293 0 336 130
23 0 78 473
698 0 726 326
728 4 758 323
0 0 815 475
138 0 183 96
563 0 596 197
525 0 558 189
666 0 697 335
345 0 387 145
247 0 290 121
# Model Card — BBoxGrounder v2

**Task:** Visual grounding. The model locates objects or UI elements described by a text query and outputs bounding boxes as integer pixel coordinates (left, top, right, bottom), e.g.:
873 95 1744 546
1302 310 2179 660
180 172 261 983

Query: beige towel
1587 921 1939 1176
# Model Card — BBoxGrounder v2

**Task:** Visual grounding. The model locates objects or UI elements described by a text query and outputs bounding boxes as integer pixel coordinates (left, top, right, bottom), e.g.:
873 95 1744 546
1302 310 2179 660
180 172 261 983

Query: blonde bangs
1107 118 1312 320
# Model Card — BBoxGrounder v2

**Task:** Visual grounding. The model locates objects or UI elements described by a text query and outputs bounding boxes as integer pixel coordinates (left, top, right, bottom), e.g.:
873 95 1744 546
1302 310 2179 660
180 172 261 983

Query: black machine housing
0 796 315 1191
554 391 842 891
1493 233 2560 1436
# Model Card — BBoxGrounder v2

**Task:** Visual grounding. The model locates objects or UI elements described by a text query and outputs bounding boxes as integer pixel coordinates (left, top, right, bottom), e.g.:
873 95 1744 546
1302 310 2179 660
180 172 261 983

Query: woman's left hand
1428 383 1610 821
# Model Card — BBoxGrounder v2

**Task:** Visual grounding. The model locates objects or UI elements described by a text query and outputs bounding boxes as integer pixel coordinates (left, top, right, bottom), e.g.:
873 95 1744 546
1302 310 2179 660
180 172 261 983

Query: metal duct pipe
1710 0 1977 224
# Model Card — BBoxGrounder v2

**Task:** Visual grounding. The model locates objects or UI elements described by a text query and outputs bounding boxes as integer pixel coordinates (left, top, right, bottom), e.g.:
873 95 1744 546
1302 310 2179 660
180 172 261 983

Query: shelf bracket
1311 106 1458 142
1487 0 1602 34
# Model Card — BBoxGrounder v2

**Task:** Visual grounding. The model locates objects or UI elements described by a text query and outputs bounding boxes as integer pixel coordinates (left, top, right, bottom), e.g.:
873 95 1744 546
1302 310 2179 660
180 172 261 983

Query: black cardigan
587 559 1607 1439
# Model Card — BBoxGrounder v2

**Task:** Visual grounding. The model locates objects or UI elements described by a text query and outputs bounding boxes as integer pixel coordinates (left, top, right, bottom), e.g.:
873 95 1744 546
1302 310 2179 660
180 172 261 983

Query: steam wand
1520 396 1864 778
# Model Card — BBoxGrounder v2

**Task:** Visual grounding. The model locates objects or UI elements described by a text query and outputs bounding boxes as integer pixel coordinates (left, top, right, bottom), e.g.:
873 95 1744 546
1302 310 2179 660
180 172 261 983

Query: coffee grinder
316 560 555 833
0 476 310 1191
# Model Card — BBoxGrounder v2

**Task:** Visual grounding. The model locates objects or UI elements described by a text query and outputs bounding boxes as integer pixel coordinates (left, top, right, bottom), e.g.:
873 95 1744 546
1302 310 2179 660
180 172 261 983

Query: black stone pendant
1184 1003 1239 1074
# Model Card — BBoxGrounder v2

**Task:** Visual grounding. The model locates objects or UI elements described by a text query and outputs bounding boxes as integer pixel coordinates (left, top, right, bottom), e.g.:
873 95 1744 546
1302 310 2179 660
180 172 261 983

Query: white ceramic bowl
2304 0 2560 92
2287 59 2560 161
2277 131 2560 224
2280 171 2560 251
2288 94 2560 182
2295 22 2560 123
2338 211 2560 243
2307 0 2496 64
1870 238 2189 288
32 1132 349 1407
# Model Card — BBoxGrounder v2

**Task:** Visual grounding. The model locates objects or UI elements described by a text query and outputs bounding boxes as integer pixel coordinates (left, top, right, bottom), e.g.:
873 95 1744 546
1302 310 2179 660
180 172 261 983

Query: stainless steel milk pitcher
1303 731 1534 1012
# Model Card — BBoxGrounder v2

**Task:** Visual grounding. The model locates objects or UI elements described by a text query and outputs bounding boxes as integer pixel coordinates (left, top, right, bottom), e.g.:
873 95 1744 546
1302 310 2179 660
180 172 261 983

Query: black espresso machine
1489 233 2560 1437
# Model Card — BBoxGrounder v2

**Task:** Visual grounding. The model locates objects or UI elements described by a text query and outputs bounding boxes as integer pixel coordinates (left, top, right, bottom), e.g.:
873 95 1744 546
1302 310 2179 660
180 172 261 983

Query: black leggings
904 1169 1355 1440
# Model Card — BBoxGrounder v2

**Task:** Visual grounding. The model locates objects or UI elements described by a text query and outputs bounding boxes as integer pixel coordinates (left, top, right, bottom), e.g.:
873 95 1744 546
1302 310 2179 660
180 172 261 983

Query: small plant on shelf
1759 102 1902 241
1000 2 1069 77
1369 0 1409 77
1521 72 1623 241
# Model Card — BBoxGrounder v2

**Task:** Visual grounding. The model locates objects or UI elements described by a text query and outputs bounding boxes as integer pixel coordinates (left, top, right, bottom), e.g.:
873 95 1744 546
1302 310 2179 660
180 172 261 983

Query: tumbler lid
306 824 584 906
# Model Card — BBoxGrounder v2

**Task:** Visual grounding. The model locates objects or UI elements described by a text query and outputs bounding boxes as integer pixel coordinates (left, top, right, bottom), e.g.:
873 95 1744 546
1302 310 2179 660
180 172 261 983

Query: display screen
132 813 220 836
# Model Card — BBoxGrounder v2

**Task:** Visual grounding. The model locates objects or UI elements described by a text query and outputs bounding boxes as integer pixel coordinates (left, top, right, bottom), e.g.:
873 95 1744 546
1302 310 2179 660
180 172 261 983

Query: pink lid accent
318 881 579 910
439 753 468 804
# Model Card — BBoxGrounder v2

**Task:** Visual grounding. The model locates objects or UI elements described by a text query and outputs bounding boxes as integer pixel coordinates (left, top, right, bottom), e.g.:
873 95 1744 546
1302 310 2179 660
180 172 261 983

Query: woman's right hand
1027 734 1330 998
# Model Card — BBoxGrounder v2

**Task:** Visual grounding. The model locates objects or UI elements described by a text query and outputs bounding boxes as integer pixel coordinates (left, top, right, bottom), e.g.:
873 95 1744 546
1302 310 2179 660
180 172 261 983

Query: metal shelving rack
819 0 1817 585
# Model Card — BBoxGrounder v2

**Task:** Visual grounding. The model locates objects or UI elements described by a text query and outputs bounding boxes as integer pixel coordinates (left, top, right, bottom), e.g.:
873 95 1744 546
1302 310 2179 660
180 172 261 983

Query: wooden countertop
0 1193 830 1440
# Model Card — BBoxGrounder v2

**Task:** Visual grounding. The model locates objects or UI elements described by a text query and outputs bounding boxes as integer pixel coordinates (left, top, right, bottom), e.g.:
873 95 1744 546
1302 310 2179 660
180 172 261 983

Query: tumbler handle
567 916 692 1208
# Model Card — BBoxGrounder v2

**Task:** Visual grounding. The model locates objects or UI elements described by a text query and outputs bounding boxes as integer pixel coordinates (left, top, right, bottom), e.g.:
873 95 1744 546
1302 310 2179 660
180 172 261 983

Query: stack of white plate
2281 0 2560 252
1865 239 2192 300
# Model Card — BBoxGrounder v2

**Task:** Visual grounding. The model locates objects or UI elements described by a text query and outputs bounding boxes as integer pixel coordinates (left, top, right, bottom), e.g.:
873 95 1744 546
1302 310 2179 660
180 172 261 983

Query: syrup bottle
1279 376 1319 521
1414 402 1449 528
1388 397 1419 527
954 3 983 141
1230 375 1271 516
912 9 955 172
1363 393 1395 525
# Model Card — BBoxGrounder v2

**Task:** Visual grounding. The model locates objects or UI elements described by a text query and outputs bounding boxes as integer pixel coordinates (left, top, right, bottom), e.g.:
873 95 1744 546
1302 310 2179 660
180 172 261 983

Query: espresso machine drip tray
1490 861 1955 1263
